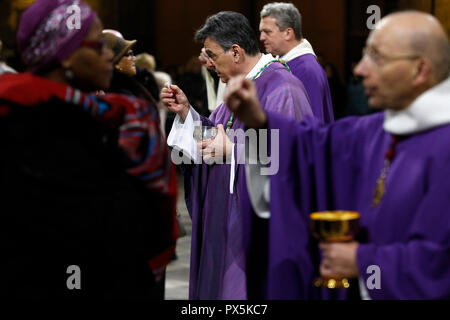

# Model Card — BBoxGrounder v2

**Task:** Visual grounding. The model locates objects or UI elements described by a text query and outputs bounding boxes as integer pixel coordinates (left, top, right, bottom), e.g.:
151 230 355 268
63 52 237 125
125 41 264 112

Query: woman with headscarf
0 0 177 299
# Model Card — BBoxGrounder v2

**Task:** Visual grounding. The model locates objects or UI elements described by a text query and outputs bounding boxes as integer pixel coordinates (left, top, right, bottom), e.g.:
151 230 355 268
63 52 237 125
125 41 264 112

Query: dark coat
0 98 166 299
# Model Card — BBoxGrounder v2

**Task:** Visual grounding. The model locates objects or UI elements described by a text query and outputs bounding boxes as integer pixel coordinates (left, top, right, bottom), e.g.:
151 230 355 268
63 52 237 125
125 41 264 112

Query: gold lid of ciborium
310 211 360 242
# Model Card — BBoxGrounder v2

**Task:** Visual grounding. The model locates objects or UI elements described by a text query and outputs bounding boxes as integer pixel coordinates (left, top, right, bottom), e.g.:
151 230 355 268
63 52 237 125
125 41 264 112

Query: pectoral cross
372 168 387 208
372 134 399 208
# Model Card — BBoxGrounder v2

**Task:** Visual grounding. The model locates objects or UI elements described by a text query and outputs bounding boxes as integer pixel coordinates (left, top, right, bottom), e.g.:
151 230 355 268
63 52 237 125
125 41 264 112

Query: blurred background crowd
1 0 449 124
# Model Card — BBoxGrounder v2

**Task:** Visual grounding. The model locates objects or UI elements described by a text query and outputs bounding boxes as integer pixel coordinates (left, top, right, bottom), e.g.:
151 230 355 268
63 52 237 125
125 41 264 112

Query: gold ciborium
310 211 360 289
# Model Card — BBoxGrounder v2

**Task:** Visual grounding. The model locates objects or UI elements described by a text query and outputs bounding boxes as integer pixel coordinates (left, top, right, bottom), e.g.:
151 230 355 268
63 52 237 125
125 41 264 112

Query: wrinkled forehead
204 37 222 49
259 16 279 29
366 19 411 53
204 37 226 56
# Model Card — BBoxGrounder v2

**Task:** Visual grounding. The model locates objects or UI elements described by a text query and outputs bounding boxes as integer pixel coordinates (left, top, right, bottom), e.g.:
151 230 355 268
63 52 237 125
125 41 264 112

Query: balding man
225 11 450 299
260 2 334 123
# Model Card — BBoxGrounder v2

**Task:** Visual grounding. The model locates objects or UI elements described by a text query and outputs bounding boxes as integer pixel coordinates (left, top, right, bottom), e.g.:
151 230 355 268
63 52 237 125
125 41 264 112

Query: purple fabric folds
261 111 450 299
287 54 334 124
185 62 313 299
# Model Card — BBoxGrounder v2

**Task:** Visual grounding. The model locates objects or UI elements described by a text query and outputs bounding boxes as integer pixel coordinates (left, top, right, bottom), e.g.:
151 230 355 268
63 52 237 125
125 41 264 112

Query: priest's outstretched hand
225 75 267 129
319 242 360 279
160 83 190 121
199 124 233 165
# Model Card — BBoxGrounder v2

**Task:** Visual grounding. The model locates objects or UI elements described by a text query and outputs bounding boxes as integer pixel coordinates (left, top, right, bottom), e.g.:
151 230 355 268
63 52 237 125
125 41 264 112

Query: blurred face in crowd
204 37 239 83
354 18 422 110
61 18 114 91
259 16 288 56
116 49 137 76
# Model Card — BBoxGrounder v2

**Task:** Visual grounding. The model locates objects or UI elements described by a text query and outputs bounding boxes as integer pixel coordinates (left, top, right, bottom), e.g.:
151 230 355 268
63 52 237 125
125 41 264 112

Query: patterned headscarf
17 0 97 74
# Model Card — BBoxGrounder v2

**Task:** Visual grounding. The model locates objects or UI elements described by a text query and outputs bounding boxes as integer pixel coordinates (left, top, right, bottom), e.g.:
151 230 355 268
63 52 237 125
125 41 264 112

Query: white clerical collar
279 38 316 62
383 77 450 135
246 53 275 80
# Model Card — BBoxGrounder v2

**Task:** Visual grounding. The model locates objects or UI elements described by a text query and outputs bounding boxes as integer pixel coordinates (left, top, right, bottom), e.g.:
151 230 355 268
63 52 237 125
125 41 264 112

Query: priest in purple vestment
225 11 450 300
259 2 334 124
162 11 313 299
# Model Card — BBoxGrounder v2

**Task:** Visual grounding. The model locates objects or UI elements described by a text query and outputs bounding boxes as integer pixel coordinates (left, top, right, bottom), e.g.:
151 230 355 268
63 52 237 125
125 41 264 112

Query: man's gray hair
195 11 260 56
260 2 302 40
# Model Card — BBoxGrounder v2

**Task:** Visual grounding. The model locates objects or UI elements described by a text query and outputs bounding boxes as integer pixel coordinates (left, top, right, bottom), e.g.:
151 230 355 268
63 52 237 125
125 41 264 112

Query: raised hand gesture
160 83 190 121
225 75 267 129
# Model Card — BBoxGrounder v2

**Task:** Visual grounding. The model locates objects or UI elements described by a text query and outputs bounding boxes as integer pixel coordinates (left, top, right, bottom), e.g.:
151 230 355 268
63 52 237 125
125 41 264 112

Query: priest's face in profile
204 37 239 83
354 19 421 111
259 16 286 56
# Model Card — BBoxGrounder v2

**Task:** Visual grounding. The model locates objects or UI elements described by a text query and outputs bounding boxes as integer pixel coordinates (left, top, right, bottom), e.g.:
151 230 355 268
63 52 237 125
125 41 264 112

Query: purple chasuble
252 111 450 299
184 62 313 299
287 54 334 124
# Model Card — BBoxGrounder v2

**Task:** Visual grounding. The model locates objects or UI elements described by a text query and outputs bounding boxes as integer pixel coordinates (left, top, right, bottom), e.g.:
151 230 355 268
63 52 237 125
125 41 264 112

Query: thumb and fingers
160 83 189 114
160 83 175 103
199 138 214 150
216 124 226 134
225 77 255 112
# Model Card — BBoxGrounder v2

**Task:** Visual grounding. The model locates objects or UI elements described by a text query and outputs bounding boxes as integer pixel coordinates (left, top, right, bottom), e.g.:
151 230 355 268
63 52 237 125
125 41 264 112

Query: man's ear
231 44 242 63
285 28 295 41
412 57 432 87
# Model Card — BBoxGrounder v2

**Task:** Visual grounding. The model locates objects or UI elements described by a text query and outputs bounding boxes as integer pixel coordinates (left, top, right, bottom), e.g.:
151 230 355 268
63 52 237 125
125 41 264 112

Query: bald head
374 11 450 84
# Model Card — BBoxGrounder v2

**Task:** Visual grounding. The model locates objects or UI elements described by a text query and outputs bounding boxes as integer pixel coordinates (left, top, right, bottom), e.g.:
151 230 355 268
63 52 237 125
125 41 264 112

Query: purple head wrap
17 0 97 74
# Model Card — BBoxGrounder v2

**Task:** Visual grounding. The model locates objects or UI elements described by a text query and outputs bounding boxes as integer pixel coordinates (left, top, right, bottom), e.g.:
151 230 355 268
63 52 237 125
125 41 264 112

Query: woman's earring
65 69 74 80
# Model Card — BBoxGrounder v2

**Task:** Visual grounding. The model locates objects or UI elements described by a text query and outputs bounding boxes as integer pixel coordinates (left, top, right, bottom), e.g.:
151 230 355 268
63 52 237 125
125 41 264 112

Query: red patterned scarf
0 72 178 277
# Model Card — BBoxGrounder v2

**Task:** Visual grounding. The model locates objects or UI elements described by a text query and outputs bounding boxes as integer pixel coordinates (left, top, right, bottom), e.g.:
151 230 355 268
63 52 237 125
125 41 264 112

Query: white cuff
229 144 236 194
244 144 271 219
167 107 201 163
359 277 372 300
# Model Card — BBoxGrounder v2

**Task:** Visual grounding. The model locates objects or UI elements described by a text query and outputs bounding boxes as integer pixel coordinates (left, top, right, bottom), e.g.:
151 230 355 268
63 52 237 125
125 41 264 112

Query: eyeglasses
362 46 421 67
205 48 228 62
124 50 135 58
80 39 106 55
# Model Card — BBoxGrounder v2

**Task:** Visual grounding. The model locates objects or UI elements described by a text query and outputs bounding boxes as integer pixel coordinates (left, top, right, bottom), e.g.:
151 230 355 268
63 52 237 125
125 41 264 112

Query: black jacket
108 69 158 106
0 98 165 299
